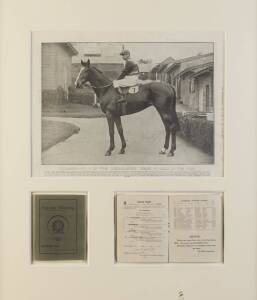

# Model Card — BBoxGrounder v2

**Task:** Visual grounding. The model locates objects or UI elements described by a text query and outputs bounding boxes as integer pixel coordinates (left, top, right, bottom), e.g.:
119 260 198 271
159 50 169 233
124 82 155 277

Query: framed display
0 0 256 299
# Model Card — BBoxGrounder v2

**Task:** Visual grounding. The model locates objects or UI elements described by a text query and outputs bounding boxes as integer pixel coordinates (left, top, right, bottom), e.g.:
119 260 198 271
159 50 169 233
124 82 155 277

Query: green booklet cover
32 194 86 261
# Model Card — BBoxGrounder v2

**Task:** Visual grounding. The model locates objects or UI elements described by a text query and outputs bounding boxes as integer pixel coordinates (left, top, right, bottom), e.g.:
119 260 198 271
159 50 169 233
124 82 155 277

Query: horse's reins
86 66 113 89
86 83 113 89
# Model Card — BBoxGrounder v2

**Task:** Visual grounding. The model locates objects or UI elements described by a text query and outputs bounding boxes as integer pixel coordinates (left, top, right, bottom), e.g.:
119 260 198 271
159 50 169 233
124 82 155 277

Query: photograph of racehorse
37 41 218 171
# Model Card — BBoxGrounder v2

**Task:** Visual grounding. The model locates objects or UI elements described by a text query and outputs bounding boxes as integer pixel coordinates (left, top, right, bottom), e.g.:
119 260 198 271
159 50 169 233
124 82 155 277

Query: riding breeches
113 75 138 88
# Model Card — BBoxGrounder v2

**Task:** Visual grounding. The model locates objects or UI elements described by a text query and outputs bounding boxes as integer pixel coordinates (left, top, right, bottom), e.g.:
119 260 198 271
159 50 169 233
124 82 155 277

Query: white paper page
169 193 223 263
115 194 169 263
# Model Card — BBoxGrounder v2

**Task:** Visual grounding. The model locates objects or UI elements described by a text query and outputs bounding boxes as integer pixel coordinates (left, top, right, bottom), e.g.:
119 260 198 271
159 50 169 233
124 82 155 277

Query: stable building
177 62 214 113
42 42 78 107
151 53 214 113
152 57 176 81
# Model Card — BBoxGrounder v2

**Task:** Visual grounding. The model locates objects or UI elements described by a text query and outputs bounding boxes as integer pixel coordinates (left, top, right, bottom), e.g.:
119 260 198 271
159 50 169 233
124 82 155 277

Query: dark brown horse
75 59 179 157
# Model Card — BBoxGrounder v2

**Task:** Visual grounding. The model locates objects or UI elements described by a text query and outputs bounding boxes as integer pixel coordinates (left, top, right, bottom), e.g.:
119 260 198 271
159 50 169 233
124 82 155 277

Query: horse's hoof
159 150 166 155
119 149 125 154
105 151 111 156
159 148 167 155
167 152 174 157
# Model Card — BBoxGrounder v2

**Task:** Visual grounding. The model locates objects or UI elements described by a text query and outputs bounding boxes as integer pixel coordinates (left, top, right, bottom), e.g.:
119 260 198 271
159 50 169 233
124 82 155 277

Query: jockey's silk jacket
118 59 139 79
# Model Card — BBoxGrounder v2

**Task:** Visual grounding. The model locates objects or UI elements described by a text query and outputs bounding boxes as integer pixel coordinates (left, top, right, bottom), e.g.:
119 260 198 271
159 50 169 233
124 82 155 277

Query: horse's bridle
78 66 113 89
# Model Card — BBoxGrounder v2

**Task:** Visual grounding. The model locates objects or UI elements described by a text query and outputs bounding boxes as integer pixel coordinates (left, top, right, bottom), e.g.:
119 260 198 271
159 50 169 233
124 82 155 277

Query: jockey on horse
75 55 179 157
113 49 139 101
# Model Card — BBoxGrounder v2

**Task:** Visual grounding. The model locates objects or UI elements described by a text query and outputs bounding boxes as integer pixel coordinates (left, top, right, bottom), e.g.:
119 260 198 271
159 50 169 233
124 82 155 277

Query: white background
0 0 256 300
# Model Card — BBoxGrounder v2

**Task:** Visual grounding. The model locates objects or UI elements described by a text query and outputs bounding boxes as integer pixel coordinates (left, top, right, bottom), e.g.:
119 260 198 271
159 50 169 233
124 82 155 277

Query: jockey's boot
116 87 126 103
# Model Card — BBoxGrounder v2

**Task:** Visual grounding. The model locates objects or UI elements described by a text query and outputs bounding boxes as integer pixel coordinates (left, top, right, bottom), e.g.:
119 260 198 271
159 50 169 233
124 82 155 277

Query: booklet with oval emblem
32 194 87 261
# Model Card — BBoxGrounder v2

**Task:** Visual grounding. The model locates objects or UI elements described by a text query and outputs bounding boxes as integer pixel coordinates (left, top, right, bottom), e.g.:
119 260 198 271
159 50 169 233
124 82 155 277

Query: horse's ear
81 59 87 67
81 59 90 67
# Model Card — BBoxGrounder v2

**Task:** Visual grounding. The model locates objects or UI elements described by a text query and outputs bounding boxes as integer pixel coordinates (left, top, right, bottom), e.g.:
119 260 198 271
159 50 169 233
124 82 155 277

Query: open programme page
169 193 223 263
115 194 169 263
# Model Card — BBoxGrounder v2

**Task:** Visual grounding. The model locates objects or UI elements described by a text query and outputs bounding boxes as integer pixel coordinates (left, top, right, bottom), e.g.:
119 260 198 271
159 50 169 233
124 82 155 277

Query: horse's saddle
119 85 139 95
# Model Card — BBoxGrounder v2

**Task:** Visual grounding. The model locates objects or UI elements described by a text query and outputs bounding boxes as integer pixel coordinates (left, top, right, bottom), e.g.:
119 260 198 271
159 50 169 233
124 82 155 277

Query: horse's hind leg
114 116 126 154
158 108 177 157
159 125 170 154
167 127 177 157
105 112 115 156
156 110 171 154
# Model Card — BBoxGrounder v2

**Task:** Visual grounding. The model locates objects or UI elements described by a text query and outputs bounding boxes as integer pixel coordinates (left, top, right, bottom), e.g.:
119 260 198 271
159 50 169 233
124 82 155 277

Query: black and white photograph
32 32 224 176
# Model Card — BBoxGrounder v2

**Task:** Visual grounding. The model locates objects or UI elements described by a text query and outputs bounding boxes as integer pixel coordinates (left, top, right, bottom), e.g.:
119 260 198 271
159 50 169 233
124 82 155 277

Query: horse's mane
92 66 103 74
91 66 112 83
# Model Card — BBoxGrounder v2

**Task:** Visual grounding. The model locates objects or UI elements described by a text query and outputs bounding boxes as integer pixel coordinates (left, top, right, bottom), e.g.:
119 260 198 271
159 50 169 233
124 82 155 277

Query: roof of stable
64 43 79 56
152 53 214 74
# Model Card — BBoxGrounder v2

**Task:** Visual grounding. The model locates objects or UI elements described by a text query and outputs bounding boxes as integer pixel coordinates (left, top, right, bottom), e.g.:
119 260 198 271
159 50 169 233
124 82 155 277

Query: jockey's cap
120 49 130 56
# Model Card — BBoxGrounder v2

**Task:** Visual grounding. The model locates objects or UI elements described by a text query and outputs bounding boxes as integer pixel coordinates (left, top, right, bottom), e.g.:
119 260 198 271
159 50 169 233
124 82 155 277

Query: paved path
42 107 213 165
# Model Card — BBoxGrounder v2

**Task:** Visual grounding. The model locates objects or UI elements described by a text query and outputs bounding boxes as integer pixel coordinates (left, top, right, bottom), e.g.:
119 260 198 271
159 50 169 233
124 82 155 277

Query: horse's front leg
105 112 115 156
114 116 126 154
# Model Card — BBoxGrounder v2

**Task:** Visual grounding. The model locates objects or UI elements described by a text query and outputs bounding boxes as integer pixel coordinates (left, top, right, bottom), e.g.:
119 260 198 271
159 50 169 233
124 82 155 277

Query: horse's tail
169 85 180 131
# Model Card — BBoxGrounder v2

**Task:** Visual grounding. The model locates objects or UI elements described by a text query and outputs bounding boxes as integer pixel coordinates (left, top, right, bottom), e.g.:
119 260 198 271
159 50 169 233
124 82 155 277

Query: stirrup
116 96 126 104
